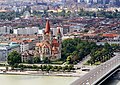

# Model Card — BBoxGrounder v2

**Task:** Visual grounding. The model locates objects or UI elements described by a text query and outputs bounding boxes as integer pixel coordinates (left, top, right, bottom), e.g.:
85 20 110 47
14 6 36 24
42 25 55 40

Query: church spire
57 27 61 36
45 20 50 33
57 28 60 34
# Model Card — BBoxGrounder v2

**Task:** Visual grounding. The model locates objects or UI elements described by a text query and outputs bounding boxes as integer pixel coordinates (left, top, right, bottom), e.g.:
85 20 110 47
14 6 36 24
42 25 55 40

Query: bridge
71 53 120 85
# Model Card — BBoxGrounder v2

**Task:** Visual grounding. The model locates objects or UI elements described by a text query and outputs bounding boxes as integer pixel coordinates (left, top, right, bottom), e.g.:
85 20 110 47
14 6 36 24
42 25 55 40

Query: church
36 20 62 61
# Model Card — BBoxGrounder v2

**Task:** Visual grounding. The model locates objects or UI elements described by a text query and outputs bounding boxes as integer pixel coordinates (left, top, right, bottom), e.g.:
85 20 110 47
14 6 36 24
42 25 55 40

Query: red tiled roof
57 28 61 34
36 43 43 47
102 34 118 38
52 46 58 54
43 44 49 48
45 20 50 33
52 39 59 47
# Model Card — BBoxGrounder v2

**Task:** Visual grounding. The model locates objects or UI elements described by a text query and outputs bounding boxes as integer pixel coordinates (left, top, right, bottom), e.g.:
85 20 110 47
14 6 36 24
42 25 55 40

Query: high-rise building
62 0 66 3
102 0 110 4
74 0 78 3
84 0 89 3
93 0 98 3
89 0 93 4
115 0 120 6
80 0 85 2
109 0 114 5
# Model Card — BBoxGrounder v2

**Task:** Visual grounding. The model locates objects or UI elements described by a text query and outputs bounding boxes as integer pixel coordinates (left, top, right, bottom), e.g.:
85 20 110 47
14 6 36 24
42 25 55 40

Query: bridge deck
71 53 120 85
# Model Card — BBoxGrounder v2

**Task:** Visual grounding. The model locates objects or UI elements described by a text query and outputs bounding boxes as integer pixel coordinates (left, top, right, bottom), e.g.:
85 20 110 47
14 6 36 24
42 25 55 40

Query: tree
46 65 52 72
40 65 44 71
42 57 50 64
7 51 21 66
32 65 39 71
27 59 33 64
57 66 62 71
33 57 41 63
50 66 54 71
88 42 114 65
58 10 66 17
54 66 58 70
62 38 99 64
65 11 71 17
42 65 47 71
69 65 74 70
66 55 72 64
62 66 66 72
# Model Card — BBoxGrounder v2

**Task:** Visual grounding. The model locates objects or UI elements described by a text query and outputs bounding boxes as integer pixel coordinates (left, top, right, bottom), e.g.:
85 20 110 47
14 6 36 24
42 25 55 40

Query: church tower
43 20 53 44
36 20 62 61
57 28 62 59
45 20 50 34
57 28 62 44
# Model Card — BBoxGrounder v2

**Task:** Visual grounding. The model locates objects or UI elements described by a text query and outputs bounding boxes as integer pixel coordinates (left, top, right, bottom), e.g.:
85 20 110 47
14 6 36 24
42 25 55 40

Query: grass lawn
83 61 101 66
51 60 64 65
94 61 101 65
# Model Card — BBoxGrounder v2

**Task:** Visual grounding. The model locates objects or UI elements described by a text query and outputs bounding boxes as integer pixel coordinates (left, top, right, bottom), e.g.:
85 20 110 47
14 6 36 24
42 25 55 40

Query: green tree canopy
33 57 41 63
7 50 21 66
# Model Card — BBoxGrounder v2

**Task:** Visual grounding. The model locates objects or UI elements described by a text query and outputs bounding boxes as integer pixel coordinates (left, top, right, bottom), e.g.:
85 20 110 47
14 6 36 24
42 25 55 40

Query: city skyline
0 0 119 85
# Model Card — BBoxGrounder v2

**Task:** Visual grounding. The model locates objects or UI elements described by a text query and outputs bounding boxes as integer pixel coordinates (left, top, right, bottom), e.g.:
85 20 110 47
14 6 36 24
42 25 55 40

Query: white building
38 27 63 36
0 42 20 61
84 0 90 3
93 0 98 3
20 43 29 52
38 29 43 34
0 26 12 34
51 27 63 36
77 0 80 3
69 25 84 33
12 39 34 52
13 27 39 35
21 50 34 63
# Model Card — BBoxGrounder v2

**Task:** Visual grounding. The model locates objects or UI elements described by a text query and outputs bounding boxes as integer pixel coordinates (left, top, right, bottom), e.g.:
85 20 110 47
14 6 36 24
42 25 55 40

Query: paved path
74 55 91 68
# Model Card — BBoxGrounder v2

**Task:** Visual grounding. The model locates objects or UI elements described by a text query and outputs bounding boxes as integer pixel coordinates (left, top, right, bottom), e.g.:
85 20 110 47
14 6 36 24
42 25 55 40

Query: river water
0 75 78 85
101 71 120 85
102 79 120 85
0 73 120 85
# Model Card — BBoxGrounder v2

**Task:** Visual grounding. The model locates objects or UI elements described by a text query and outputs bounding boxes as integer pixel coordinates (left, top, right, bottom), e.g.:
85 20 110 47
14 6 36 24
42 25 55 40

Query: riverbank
0 70 88 77
0 65 93 77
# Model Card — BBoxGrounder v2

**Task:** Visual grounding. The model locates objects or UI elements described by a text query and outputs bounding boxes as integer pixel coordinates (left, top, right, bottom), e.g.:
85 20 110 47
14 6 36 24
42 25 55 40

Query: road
74 55 93 69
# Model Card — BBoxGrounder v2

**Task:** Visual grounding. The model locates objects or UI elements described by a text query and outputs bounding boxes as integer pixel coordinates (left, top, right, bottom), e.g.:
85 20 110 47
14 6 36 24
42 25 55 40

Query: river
102 79 120 85
0 75 78 85
101 71 120 85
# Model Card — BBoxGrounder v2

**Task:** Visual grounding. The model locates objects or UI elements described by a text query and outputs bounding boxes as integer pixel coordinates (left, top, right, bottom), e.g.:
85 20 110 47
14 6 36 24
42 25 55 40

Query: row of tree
7 39 120 67
1 9 120 21
77 9 120 18
14 64 74 72
62 38 97 64
34 8 120 18
7 51 74 72
59 9 120 18
62 38 120 65
7 50 51 67
111 44 120 52
0 12 22 20
27 57 50 64
87 43 114 65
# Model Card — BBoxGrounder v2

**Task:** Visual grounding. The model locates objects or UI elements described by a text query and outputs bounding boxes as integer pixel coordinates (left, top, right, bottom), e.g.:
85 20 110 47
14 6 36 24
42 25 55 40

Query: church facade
36 20 62 61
